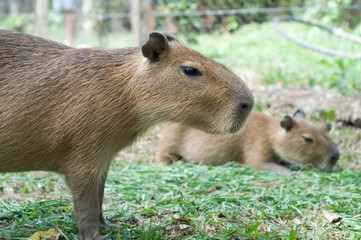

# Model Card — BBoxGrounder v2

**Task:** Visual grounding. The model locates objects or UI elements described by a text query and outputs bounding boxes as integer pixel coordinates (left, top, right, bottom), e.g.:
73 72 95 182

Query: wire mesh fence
1 1 360 42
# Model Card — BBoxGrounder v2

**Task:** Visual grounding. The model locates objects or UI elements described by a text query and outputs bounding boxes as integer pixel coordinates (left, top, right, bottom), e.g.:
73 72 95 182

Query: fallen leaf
179 224 190 230
29 228 60 240
292 216 302 225
258 223 271 232
322 210 342 225
172 214 192 224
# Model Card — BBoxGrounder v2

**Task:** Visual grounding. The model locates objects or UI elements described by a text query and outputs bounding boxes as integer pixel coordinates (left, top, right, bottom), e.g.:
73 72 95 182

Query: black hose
273 16 361 59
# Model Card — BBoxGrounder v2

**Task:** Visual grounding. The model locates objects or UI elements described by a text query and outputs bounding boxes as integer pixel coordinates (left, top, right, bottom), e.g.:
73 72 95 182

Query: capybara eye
181 66 202 77
302 135 314 143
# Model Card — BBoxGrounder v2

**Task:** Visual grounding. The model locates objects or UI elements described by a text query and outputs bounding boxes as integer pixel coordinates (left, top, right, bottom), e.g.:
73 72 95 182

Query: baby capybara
157 109 339 173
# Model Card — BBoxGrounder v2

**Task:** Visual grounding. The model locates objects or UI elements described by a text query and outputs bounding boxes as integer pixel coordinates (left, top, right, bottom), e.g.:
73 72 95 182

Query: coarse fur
0 30 253 239
157 109 339 173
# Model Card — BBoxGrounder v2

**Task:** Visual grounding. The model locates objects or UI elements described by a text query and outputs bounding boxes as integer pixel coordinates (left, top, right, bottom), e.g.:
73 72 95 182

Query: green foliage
0 13 34 32
162 0 305 37
303 0 361 28
288 227 298 240
319 109 336 122
317 58 359 94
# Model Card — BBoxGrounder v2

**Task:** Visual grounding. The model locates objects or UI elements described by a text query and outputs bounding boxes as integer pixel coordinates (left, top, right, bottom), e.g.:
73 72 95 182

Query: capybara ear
280 116 294 131
161 32 178 42
142 32 169 62
293 108 306 118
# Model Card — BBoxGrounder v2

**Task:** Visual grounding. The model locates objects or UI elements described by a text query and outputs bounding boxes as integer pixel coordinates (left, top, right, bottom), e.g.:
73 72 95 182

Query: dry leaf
258 223 271 232
322 210 342 225
179 224 190 230
172 214 192 224
292 216 302 225
29 228 60 240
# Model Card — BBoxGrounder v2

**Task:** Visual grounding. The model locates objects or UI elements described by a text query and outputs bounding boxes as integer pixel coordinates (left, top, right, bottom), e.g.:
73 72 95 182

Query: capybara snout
229 97 254 133
317 141 339 171
213 84 254 134
330 150 340 166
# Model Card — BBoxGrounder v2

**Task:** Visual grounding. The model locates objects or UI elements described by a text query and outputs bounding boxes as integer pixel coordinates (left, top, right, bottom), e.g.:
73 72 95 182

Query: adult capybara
0 30 253 239
157 109 339 173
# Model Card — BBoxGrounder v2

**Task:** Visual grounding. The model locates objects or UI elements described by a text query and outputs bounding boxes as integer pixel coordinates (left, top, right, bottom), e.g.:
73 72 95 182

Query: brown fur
157 109 339 173
0 30 253 239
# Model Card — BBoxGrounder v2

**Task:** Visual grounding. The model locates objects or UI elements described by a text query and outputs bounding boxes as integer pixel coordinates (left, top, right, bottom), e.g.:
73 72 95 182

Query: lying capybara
157 109 339 173
0 30 253 239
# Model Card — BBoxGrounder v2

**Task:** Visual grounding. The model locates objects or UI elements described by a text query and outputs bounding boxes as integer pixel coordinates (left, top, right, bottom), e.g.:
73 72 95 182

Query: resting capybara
157 109 339 173
0 30 253 239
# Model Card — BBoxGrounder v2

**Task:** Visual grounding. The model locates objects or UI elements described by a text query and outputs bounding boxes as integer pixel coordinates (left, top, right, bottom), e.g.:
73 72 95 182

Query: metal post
131 0 150 46
35 0 48 38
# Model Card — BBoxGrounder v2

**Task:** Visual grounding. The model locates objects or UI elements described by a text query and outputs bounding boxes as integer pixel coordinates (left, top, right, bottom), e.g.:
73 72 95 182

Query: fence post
131 0 150 46
81 0 93 37
35 0 48 38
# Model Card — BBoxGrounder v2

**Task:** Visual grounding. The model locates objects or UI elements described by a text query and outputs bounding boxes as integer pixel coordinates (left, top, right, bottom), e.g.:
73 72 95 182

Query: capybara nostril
238 99 254 116
330 151 340 164
240 102 250 112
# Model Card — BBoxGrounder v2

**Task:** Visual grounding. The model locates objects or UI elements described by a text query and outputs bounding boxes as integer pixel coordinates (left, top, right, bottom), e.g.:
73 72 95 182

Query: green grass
0 21 360 239
1 162 360 239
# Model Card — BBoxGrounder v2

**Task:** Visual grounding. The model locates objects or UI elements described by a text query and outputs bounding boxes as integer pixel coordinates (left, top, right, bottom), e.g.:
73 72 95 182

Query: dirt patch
254 85 361 127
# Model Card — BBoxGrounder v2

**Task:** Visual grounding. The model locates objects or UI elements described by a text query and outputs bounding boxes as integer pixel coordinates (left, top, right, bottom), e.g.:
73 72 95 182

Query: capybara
157 109 339 173
0 30 253 239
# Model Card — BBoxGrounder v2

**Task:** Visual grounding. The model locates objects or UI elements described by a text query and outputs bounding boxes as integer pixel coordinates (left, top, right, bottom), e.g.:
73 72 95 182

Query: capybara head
273 109 339 171
135 32 253 134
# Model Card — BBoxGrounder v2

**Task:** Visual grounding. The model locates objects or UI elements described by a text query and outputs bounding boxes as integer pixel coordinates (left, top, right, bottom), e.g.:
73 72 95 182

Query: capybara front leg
98 170 118 228
66 171 102 240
